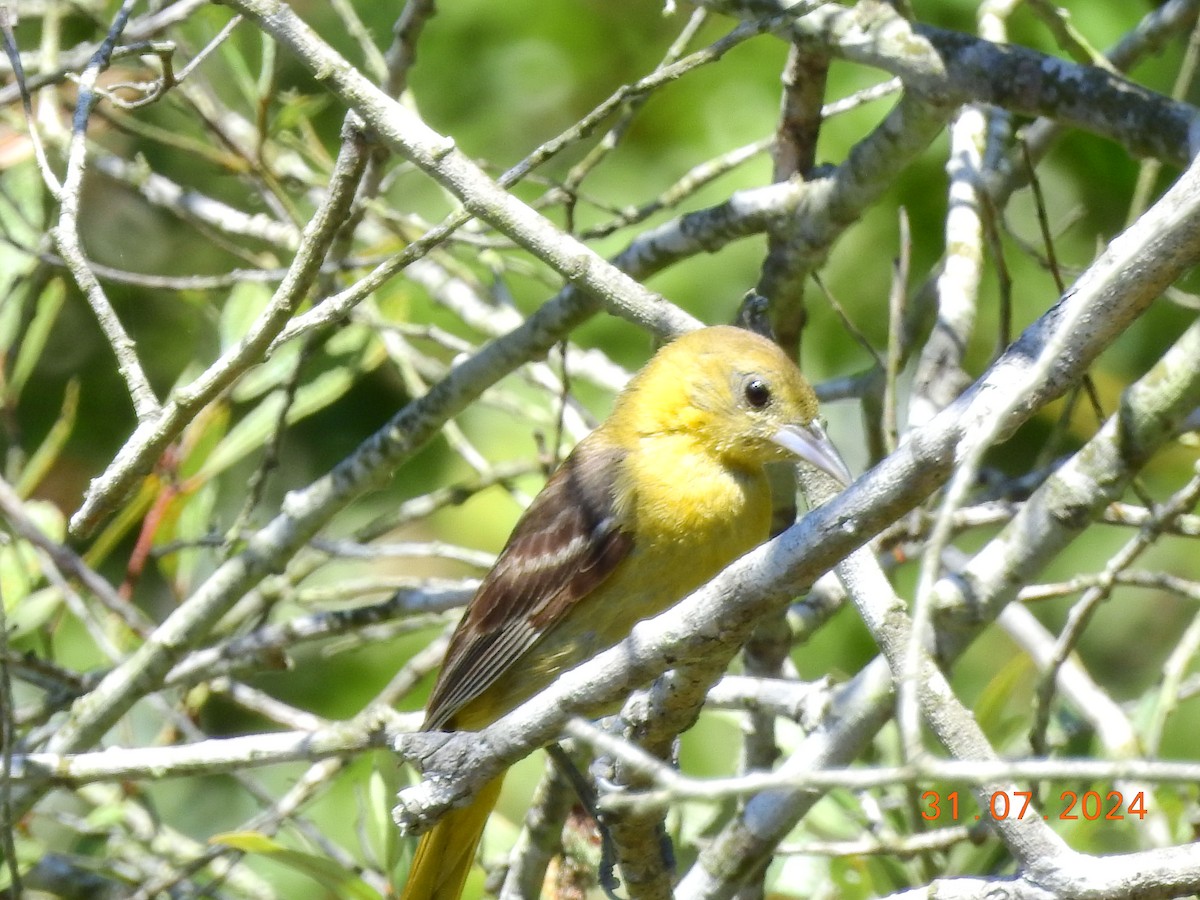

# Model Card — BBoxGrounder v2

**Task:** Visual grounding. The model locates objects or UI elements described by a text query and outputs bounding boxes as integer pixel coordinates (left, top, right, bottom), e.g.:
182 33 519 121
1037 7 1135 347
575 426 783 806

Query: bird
400 325 849 900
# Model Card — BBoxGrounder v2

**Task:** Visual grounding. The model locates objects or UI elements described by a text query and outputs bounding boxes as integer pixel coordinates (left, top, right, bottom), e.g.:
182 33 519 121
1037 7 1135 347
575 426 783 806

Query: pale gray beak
772 421 852 486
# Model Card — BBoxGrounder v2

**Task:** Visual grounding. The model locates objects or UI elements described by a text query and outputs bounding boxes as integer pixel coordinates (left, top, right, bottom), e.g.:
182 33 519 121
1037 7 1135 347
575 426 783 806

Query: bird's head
611 326 851 485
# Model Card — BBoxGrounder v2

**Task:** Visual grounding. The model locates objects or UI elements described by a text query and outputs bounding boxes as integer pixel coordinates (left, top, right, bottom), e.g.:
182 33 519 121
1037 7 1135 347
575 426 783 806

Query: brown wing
423 437 634 731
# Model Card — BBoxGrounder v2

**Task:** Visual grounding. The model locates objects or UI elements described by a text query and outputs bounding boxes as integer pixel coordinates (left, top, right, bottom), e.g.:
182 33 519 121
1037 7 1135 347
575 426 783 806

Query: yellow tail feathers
400 776 505 900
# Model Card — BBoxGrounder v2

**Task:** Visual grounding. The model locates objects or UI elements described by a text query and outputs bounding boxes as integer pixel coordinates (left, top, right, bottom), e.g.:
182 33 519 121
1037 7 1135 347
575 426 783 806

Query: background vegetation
0 0 1198 897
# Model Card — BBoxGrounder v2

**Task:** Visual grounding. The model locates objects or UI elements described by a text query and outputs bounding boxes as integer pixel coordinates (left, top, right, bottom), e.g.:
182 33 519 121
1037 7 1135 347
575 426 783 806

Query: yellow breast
529 434 770 670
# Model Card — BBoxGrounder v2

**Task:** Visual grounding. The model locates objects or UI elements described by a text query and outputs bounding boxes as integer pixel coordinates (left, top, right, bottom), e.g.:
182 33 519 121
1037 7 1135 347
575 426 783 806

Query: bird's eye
744 378 771 409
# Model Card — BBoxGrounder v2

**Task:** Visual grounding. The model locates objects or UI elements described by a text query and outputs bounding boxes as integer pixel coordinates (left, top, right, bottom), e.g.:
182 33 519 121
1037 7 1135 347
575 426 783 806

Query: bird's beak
772 421 852 487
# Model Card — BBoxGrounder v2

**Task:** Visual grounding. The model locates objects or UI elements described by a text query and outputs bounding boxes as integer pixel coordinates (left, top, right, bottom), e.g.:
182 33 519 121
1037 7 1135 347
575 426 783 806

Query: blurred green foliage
1 0 1198 896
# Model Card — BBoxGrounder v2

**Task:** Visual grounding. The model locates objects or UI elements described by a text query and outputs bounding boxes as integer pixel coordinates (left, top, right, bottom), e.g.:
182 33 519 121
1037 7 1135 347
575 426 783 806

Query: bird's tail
400 775 505 900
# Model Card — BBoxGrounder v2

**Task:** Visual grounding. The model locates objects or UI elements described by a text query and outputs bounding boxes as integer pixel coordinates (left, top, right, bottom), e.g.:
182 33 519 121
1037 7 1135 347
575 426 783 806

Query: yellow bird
401 325 849 900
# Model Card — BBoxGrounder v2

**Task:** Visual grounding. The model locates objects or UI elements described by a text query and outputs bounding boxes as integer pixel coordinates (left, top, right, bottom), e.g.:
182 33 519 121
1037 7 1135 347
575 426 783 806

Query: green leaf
221 283 303 404
16 379 79 499
0 500 65 606
364 759 403 875
177 403 231 481
230 342 303 404
273 90 331 133
164 477 218 593
219 281 273 353
974 651 1034 745
6 585 65 638
86 803 130 830
211 831 382 900
83 476 159 571
10 279 66 400
0 501 67 634
199 339 384 481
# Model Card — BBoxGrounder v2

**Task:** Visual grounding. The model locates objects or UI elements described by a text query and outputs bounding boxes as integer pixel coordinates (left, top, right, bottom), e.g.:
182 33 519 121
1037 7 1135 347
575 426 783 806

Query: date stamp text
920 790 1148 822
